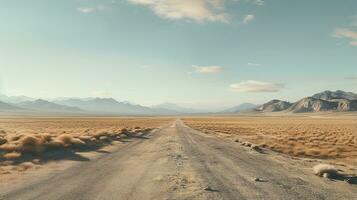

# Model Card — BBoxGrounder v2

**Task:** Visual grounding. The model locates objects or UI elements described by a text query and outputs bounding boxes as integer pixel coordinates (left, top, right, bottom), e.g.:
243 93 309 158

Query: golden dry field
183 116 357 166
0 117 172 174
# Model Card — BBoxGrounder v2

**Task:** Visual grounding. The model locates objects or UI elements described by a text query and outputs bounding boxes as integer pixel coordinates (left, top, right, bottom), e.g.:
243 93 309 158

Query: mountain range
255 90 357 113
0 96 194 115
54 98 179 115
0 90 356 115
16 99 83 113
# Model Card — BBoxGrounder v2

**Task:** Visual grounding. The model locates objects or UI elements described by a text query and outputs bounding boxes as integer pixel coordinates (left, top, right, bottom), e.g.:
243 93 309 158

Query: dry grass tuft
18 135 47 153
3 152 22 160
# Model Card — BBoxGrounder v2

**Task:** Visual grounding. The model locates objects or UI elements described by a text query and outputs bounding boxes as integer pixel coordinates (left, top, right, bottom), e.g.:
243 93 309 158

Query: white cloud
128 0 229 23
77 6 106 14
248 62 261 66
233 0 264 6
253 0 264 6
243 14 255 24
332 28 357 46
78 7 96 13
332 28 357 39
193 65 224 73
230 80 284 92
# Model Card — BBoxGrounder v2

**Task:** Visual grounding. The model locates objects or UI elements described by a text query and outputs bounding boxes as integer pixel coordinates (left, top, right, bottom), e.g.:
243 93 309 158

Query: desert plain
0 115 356 200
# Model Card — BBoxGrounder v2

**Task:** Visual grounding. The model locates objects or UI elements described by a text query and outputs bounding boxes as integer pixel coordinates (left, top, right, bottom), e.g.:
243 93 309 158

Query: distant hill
256 100 292 112
312 90 357 101
0 95 35 104
16 99 83 113
0 101 24 111
152 102 198 114
54 98 175 115
221 103 258 113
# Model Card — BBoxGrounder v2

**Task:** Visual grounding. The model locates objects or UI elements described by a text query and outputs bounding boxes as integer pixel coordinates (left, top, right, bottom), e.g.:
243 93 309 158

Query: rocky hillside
288 97 338 113
312 90 357 101
259 90 357 113
256 100 292 112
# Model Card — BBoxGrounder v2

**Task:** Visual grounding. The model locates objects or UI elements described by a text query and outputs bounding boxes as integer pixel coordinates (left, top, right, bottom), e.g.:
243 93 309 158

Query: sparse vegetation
0 117 171 173
183 116 357 166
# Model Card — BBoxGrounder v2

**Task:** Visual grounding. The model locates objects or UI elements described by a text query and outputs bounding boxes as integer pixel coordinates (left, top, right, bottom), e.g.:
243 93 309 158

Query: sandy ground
1 120 356 200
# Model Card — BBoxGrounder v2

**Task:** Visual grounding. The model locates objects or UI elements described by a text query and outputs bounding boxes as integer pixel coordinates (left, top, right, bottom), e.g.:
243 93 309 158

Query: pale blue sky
0 0 356 110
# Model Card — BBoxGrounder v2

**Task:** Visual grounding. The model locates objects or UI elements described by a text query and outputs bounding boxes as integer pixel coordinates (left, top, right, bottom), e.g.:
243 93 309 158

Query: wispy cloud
78 7 96 13
234 0 264 6
243 14 255 24
254 0 264 6
332 28 357 46
230 80 284 92
128 0 229 23
193 65 224 73
247 62 261 66
333 28 357 39
77 6 106 14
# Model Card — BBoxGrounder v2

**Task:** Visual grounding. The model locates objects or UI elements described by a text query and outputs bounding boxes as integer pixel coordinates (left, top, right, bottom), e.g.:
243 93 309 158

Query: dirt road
1 120 356 200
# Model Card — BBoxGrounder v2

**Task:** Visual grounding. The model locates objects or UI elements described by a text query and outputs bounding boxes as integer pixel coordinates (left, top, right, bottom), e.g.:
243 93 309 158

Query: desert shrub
92 131 109 139
18 135 46 153
78 135 93 142
0 144 17 152
52 134 84 147
0 137 7 145
9 135 22 142
3 152 22 160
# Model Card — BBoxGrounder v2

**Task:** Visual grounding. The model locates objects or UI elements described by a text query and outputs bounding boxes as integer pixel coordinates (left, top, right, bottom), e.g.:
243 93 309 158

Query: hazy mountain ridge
16 99 83 113
54 98 150 114
221 103 258 113
54 98 178 115
0 101 24 111
0 95 35 104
